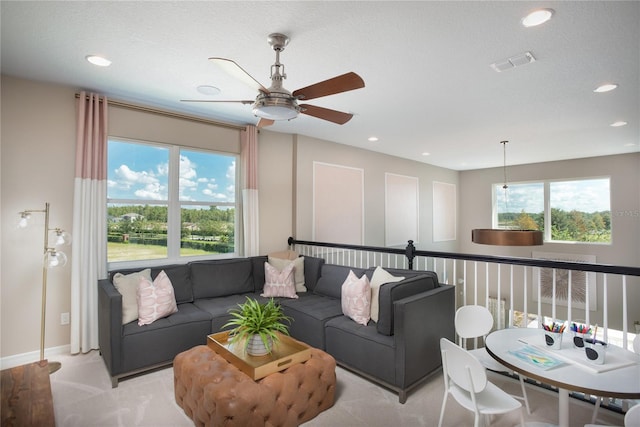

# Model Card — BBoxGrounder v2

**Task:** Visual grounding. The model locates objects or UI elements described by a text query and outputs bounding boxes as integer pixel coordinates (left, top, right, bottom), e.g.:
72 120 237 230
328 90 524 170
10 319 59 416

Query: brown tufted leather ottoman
174 344 336 427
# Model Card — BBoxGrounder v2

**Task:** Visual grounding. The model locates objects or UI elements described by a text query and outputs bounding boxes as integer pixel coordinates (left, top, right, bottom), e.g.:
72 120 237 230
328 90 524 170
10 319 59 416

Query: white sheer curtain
70 91 108 354
241 125 259 256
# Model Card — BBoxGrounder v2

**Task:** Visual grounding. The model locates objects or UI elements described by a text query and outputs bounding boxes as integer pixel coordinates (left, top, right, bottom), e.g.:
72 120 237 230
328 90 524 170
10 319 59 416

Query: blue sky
107 140 236 203
495 178 610 213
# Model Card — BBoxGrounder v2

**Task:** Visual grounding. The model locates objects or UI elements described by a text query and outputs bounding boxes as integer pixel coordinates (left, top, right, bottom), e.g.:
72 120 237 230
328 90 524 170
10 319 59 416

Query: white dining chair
438 337 525 427
455 305 532 414
585 402 640 427
591 335 640 423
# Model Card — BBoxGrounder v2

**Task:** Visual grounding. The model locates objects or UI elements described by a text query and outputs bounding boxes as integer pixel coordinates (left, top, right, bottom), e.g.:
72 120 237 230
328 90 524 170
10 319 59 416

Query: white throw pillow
136 270 178 326
261 262 298 299
370 266 405 323
341 270 371 326
113 268 151 324
268 256 306 292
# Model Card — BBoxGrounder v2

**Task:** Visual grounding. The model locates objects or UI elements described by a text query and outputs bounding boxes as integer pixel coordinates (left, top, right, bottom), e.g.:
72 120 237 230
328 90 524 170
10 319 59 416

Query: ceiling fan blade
180 99 254 104
299 104 354 125
257 118 274 128
209 58 270 94
293 72 365 101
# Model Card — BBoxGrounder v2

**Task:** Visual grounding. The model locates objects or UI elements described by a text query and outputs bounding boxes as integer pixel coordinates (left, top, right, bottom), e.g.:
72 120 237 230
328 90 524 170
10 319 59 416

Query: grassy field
108 242 213 262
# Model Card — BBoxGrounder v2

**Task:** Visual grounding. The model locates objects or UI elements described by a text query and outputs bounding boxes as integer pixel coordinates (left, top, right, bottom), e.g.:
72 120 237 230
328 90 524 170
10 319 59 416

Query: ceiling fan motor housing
253 91 300 120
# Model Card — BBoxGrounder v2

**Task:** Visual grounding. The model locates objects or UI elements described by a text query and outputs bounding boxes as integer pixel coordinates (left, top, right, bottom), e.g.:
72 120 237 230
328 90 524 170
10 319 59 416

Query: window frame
107 137 239 269
492 176 612 245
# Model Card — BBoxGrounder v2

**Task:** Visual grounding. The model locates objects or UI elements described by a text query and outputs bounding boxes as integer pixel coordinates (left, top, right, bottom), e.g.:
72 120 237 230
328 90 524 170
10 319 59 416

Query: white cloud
157 162 169 176
113 164 165 200
226 161 236 184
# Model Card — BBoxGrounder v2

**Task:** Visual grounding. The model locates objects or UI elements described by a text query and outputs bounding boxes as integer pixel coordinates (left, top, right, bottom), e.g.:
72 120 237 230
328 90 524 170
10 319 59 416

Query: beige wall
2 74 638 359
1 76 77 358
294 134 460 251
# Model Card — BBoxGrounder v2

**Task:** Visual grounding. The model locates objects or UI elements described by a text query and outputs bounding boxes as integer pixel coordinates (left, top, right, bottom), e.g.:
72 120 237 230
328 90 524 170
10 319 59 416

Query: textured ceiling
1 1 638 170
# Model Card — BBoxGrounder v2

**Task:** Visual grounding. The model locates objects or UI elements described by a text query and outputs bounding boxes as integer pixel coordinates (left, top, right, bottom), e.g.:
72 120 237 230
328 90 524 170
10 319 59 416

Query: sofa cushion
136 270 179 326
268 256 306 292
110 264 193 304
302 256 325 292
314 264 367 299
261 262 298 299
122 302 211 336
377 271 440 336
194 293 258 333
156 264 193 304
370 267 405 323
250 256 268 292
279 293 343 350
190 259 254 299
113 268 151 324
341 270 371 326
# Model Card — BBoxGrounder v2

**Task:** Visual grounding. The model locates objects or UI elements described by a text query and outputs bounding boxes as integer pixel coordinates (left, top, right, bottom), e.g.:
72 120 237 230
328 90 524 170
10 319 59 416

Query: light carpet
48 351 624 426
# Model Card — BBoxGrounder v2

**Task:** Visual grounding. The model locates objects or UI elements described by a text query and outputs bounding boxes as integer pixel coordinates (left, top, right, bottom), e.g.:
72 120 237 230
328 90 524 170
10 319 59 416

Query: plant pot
246 334 273 356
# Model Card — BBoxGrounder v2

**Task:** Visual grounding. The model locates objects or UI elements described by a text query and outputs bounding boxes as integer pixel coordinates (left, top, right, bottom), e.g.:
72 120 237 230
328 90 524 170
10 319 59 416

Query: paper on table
518 333 639 374
508 344 566 370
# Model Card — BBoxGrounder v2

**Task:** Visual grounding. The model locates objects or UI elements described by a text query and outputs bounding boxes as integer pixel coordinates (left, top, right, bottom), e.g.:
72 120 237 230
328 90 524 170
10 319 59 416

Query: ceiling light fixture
472 141 543 246
610 121 628 127
594 84 618 93
522 8 554 27
86 55 112 67
197 85 221 96
368 137 379 142
422 152 431 156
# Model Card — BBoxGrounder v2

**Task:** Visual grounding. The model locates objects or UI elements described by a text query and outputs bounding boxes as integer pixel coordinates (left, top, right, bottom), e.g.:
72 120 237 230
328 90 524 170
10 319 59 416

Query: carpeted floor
48 350 624 426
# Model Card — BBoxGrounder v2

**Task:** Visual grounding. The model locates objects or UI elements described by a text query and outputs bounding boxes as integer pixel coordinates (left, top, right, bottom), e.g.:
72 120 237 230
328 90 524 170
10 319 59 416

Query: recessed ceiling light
610 121 628 127
368 136 379 142
86 55 111 67
594 83 618 93
421 152 430 156
197 85 221 96
624 143 636 147
522 8 554 27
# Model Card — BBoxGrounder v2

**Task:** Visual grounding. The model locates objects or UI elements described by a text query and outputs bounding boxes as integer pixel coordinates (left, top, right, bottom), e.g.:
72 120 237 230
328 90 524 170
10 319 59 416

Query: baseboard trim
0 345 71 370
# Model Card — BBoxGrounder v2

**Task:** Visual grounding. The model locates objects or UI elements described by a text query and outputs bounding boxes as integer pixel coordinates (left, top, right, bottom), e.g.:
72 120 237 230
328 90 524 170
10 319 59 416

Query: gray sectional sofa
98 255 455 403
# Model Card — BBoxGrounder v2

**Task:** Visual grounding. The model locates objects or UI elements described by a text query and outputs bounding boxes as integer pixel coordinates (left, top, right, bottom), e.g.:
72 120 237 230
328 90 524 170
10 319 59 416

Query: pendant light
472 141 543 246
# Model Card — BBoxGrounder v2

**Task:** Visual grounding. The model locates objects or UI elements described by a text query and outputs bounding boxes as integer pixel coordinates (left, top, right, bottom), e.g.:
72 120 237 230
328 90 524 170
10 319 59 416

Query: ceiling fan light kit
183 33 365 126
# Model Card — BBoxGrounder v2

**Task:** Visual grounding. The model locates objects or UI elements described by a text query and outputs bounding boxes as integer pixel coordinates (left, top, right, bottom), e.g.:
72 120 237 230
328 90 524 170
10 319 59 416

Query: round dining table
485 327 640 427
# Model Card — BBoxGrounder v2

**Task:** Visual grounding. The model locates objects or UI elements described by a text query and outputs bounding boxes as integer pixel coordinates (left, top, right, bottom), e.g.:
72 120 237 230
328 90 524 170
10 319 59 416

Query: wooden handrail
287 237 640 277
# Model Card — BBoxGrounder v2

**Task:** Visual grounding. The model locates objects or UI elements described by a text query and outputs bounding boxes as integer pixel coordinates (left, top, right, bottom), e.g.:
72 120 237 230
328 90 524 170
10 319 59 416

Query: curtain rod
75 93 246 131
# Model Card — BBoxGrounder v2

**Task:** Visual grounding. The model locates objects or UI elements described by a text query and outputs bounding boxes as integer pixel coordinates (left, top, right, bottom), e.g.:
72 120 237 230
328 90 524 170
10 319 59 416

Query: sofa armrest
393 285 455 389
98 278 123 380
377 274 439 336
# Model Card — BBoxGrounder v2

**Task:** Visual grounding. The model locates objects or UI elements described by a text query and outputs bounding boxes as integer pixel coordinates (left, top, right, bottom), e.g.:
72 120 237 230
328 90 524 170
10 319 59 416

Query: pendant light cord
501 140 509 225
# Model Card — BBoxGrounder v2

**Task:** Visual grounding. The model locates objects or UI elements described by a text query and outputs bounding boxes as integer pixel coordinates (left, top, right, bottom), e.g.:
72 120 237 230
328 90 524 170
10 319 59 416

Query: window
493 177 611 244
107 138 237 264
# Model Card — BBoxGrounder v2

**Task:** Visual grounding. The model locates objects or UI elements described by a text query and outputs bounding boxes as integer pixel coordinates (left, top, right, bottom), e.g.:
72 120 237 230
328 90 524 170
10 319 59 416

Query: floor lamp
18 202 71 374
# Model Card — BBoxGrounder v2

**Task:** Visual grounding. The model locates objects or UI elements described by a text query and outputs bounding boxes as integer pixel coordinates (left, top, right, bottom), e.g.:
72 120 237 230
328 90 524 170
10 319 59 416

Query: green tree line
498 209 611 242
107 205 235 247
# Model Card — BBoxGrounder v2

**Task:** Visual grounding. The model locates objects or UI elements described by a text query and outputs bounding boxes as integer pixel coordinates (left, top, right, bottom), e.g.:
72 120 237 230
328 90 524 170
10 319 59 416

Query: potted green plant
223 297 292 356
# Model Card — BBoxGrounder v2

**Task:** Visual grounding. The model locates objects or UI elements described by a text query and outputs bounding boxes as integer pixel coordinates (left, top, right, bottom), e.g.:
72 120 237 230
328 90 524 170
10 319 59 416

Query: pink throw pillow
341 270 371 325
136 270 178 326
261 262 298 299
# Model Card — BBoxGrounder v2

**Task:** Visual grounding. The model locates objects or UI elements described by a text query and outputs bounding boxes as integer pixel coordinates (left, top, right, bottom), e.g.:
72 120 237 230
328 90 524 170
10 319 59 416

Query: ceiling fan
182 33 365 127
